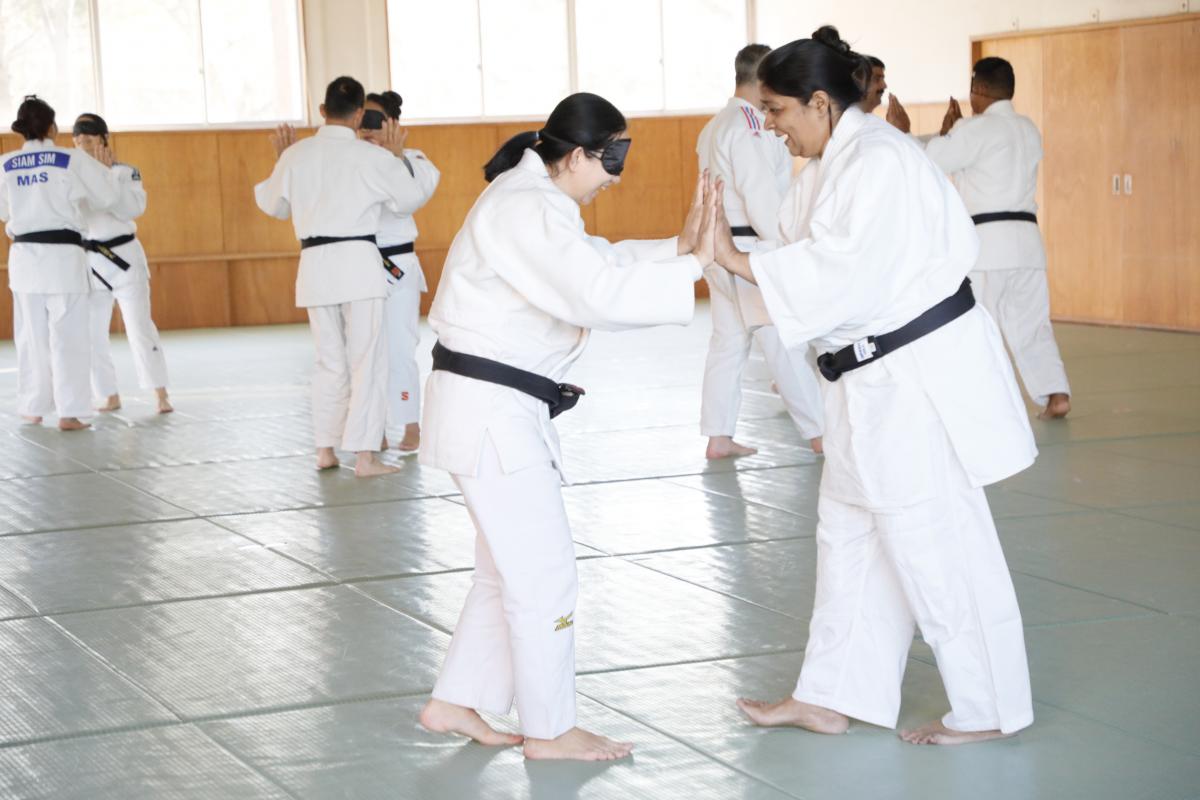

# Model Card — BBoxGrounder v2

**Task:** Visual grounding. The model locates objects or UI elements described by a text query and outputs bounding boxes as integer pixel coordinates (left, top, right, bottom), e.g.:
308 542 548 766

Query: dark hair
11 95 56 141
73 112 109 144
866 55 885 70
973 57 1015 99
367 90 403 120
735 44 772 85
757 26 871 111
324 76 365 119
483 92 626 183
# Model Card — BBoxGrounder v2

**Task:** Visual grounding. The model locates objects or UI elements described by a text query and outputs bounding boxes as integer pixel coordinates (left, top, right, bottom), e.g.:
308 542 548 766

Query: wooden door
1041 28 1125 323
1119 18 1200 329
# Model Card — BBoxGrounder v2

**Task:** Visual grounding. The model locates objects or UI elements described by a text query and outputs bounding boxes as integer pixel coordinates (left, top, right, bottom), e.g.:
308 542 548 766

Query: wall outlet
1011 17 1020 29
1091 8 1101 21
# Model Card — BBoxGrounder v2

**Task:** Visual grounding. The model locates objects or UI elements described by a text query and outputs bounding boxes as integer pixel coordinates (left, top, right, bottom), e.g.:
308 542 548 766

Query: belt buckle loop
816 352 841 382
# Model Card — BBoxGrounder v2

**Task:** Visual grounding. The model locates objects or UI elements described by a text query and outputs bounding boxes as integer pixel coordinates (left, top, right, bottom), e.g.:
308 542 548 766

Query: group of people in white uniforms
887 59 1072 418
2 96 171 431
255 76 438 477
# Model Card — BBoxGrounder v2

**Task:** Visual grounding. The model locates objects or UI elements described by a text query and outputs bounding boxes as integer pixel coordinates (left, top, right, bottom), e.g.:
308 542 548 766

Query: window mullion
567 0 578 94
88 0 105 117
195 0 211 124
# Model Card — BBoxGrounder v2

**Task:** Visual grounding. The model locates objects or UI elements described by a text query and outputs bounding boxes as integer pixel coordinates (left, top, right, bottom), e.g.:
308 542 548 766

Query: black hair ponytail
758 26 871 111
11 95 56 141
483 92 626 182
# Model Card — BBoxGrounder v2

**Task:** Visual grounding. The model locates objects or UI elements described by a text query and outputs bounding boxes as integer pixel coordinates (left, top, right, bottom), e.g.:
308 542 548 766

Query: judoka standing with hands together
417 92 718 761
715 28 1038 745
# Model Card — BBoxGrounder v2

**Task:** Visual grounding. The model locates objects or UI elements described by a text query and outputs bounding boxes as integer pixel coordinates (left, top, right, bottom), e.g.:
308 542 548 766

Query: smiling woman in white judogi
417 92 717 761
713 28 1038 746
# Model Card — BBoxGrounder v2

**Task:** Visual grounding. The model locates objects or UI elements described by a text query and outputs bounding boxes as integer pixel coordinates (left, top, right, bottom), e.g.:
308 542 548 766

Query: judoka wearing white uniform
419 93 711 761
72 114 171 413
891 57 1071 418
255 77 427 475
697 44 824 456
1 97 119 429
359 91 441 451
720 32 1037 745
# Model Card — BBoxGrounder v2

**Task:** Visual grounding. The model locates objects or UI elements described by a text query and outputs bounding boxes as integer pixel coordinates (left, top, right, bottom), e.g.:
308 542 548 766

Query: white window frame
80 0 310 132
387 0 756 125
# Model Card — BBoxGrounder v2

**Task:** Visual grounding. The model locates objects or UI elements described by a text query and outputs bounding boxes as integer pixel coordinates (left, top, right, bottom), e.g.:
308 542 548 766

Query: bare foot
706 435 758 459
155 388 173 414
735 697 849 735
355 451 401 477
899 719 1013 746
523 727 634 761
316 447 340 470
809 436 824 455
98 394 121 412
58 417 91 432
1039 393 1071 420
21 415 43 425
419 699 523 746
398 422 420 452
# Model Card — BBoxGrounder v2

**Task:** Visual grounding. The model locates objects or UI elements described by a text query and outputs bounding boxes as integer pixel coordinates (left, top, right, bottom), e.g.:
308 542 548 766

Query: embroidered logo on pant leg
554 613 574 631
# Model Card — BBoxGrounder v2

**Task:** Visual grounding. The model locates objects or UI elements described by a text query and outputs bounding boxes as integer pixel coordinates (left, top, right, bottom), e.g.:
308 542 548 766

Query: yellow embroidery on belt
554 613 574 632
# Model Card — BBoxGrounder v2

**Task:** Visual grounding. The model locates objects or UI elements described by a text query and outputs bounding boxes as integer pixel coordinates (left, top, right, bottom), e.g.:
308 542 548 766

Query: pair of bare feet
1038 392 1071 420
316 447 403 478
23 415 91 431
735 696 1011 746
97 387 174 415
419 699 633 761
705 435 824 459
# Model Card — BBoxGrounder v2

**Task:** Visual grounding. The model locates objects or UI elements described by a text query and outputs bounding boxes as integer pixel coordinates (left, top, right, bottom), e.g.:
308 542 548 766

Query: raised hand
93 143 115 167
270 123 297 158
886 94 911 134
692 176 721 266
380 119 410 156
940 97 963 136
679 169 712 255
712 188 739 269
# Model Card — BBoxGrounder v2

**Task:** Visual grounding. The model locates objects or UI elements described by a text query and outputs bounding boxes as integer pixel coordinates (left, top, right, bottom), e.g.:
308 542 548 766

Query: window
0 0 97 123
0 0 304 130
387 0 752 121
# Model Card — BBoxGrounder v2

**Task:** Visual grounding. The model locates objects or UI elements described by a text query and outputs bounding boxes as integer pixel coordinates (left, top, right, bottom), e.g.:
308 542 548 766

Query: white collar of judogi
316 124 356 140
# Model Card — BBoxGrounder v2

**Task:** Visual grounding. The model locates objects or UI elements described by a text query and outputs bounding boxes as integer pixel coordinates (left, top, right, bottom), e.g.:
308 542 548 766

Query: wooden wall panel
415 247 448 316
593 117 685 240
146 261 231 329
0 276 11 339
228 258 306 326
217 130 307 255
408 123 494 248
114 132 225 258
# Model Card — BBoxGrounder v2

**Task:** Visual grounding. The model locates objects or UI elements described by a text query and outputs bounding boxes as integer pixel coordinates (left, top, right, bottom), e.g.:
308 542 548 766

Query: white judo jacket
1 139 120 294
922 100 1045 271
83 162 149 290
376 147 440 292
750 108 1036 508
422 148 703 479
254 125 428 308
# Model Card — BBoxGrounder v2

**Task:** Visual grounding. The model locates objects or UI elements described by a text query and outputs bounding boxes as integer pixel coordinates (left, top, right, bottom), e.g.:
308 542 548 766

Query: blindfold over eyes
360 109 387 130
72 118 107 137
599 137 632 176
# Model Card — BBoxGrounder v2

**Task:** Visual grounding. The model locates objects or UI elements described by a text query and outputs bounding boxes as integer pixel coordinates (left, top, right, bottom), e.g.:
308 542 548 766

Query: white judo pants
433 437 578 740
307 298 387 453
970 269 1070 407
793 432 1034 735
701 267 823 440
384 275 422 437
12 292 91 420
88 282 169 398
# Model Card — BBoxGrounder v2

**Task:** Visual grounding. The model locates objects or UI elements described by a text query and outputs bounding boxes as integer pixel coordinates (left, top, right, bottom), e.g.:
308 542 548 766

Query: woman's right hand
691 177 720 266
678 169 712 255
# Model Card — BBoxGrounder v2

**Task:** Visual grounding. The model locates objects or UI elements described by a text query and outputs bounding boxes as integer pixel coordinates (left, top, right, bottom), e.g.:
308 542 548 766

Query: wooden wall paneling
146 260 232 330
593 117 685 240
1118 19 1200 329
414 247 448 315
216 129 313 255
408 123 494 249
0 278 11 339
228 257 307 326
1041 29 1124 324
113 132 226 259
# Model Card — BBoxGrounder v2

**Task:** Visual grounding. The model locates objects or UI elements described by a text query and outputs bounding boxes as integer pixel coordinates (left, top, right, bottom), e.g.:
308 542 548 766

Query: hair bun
11 119 27 135
811 25 851 55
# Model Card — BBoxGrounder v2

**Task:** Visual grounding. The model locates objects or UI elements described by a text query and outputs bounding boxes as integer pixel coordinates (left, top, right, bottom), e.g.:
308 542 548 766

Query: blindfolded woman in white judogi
715 28 1038 746
417 92 717 761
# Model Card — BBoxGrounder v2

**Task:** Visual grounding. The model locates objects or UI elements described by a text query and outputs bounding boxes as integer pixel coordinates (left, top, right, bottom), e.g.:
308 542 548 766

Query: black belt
84 233 137 271
13 229 83 247
972 211 1037 225
431 341 585 419
817 279 975 382
730 226 758 238
378 242 414 280
300 234 406 280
